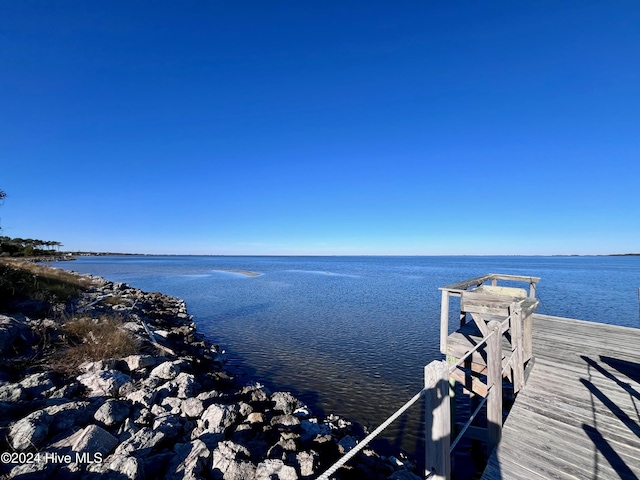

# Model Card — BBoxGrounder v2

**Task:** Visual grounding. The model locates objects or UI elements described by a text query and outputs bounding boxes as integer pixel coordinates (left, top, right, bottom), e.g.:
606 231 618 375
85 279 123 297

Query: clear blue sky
1 2 638 255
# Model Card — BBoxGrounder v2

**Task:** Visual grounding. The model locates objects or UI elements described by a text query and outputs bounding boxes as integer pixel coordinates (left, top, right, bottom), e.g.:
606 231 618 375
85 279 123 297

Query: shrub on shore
50 315 141 373
0 258 90 314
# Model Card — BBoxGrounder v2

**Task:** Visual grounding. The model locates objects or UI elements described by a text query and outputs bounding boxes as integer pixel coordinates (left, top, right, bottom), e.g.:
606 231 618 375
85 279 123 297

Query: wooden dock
481 313 640 479
319 274 640 480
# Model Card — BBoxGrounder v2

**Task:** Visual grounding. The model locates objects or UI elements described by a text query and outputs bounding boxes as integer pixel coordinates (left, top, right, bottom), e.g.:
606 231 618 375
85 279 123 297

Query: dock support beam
511 302 525 393
424 360 451 480
487 320 503 453
440 290 450 354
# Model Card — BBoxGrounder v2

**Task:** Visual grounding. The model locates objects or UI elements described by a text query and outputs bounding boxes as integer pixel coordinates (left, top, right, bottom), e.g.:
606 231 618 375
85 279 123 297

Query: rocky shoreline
0 268 420 479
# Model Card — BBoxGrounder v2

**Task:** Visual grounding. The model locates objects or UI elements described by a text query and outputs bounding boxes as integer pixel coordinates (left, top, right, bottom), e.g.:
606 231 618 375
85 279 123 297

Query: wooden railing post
523 311 533 361
510 302 525 393
424 360 451 480
487 320 503 453
440 290 450 354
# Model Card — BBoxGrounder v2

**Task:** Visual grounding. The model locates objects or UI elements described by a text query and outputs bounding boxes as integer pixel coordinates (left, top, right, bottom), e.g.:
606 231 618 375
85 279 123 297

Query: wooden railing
318 274 540 480
439 273 540 354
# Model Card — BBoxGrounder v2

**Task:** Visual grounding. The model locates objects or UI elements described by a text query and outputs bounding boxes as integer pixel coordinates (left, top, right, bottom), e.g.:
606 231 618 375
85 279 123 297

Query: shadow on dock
581 354 640 480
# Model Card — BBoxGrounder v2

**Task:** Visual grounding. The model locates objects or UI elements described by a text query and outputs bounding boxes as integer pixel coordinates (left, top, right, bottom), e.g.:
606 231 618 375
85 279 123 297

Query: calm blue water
50 255 640 458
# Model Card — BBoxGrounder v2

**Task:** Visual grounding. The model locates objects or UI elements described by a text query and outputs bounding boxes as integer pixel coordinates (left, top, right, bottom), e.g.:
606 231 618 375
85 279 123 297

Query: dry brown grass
0 258 92 311
50 315 140 373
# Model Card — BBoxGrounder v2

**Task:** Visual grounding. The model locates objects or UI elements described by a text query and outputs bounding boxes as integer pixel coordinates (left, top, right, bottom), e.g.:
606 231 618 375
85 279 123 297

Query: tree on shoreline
0 190 64 257
0 189 5 234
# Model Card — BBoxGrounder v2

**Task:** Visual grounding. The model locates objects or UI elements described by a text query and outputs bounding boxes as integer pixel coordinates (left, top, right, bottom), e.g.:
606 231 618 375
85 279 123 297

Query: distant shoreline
64 252 640 258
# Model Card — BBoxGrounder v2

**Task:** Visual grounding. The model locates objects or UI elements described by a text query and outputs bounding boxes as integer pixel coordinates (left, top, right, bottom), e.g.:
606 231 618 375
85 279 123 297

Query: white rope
501 349 517 376
449 330 495 372
500 313 512 331
317 390 424 480
450 394 488 452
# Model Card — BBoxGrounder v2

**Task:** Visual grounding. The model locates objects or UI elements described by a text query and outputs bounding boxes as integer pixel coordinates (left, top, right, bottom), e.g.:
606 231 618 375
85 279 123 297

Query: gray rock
300 419 327 442
115 427 166 457
338 435 357 454
180 397 204 418
121 322 144 334
230 423 254 444
255 459 298 480
117 418 140 443
152 414 183 440
166 439 211 480
0 382 24 402
48 381 82 399
359 447 381 468
161 395 183 414
72 424 118 456
122 354 160 371
9 459 58 479
79 359 119 373
295 451 319 479
271 414 301 429
271 391 301 414
106 455 143 480
325 414 352 432
142 375 166 389
150 361 179 380
132 407 154 426
45 400 93 433
87 454 143 480
94 399 131 427
267 438 297 459
18 372 55 397
118 381 138 397
151 403 167 416
0 315 23 354
246 412 266 425
240 382 270 401
170 372 199 398
48 428 84 450
211 441 255 480
125 387 157 408
196 390 222 402
77 369 132 397
237 401 253 417
200 403 240 434
9 410 51 451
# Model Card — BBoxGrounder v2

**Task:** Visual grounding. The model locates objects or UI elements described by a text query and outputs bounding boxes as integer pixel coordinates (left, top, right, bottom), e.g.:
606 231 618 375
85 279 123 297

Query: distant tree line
0 189 64 257
0 236 64 257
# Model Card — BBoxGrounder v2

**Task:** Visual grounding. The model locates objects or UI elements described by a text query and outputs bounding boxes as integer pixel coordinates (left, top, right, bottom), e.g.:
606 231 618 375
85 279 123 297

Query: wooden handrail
319 275 540 480
439 273 540 294
439 274 540 354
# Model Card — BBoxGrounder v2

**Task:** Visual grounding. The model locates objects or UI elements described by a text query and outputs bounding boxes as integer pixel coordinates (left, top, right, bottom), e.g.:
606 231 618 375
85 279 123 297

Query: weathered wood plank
479 313 640 480
486 320 503 453
449 366 488 397
440 273 540 293
424 360 451 480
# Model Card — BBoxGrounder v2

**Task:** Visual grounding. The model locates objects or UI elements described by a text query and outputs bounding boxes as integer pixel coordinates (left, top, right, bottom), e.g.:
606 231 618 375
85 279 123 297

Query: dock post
424 360 451 480
440 290 450 354
511 302 525 392
487 320 503 453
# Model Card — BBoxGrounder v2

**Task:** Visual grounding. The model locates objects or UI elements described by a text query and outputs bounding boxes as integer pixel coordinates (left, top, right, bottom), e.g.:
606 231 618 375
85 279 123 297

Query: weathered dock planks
480 313 640 480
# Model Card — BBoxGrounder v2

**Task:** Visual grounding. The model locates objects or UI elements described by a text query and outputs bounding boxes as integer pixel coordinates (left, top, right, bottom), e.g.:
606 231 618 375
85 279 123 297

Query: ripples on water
51 255 640 460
